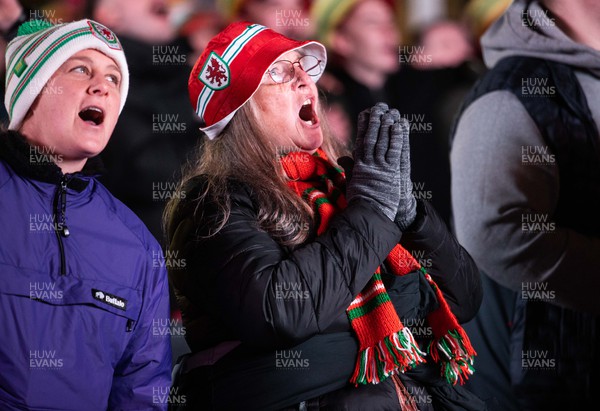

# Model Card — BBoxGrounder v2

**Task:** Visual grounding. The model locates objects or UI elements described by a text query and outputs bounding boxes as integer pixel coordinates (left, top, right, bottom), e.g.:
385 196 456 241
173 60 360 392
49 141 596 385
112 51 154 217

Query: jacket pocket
0 262 145 410
0 262 142 324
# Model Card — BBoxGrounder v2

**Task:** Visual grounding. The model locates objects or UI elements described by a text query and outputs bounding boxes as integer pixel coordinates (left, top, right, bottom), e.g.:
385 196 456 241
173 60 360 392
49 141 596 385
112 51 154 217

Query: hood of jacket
481 0 600 77
0 130 103 191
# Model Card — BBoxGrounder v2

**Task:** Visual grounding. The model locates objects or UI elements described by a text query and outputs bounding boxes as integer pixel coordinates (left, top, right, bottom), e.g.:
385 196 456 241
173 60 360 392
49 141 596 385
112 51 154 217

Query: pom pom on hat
188 22 327 140
4 19 129 131
17 19 53 35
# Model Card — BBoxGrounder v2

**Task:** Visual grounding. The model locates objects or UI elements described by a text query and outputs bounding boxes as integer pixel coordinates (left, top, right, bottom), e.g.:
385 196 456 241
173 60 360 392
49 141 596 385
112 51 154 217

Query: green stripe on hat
9 28 89 117
6 25 62 84
196 24 265 120
4 18 129 131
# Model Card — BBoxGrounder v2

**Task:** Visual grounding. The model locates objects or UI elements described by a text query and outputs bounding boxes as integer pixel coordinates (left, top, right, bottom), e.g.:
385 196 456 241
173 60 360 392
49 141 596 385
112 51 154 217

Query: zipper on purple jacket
53 176 70 275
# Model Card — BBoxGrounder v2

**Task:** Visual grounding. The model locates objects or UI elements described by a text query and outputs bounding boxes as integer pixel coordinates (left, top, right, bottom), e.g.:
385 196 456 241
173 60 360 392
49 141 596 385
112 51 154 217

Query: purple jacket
0 132 171 410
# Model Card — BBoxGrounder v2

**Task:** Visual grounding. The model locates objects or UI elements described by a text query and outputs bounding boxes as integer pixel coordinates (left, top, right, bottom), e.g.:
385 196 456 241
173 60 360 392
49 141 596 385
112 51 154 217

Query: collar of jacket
0 130 104 192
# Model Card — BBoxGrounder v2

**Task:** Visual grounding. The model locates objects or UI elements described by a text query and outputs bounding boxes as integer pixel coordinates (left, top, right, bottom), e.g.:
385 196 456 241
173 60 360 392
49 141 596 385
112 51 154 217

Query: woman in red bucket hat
164 22 485 410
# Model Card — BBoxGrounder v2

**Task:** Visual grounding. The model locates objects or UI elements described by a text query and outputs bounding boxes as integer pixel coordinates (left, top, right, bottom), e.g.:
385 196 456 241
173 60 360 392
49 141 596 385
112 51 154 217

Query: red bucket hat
188 22 327 139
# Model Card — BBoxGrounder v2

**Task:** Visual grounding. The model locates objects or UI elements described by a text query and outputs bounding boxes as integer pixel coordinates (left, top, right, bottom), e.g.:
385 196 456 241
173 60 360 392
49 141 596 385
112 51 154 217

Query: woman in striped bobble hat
165 22 485 410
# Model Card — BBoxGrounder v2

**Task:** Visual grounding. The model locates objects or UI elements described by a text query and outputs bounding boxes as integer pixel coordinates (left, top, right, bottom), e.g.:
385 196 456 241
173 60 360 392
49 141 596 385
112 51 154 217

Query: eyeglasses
266 55 323 84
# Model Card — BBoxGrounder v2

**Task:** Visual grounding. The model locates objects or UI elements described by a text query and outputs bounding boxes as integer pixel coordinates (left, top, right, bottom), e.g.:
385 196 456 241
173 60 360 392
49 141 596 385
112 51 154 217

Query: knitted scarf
281 149 476 386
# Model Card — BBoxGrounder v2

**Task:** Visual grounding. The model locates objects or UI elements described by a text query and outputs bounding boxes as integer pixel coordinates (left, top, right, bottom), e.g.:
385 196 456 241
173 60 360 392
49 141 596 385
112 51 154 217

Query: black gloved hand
345 102 407 221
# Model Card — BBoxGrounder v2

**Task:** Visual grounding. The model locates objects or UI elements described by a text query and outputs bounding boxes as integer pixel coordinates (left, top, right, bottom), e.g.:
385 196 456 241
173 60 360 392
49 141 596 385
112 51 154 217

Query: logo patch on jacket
92 289 127 310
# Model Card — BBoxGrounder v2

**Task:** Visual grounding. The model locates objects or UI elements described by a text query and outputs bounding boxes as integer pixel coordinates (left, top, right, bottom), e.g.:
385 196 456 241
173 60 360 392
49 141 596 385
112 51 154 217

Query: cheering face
241 0 310 40
20 49 122 171
252 50 324 153
334 0 400 75
96 0 175 44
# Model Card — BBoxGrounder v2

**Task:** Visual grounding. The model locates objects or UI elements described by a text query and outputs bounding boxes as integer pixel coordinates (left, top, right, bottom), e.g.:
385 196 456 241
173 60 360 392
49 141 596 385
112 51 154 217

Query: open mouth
79 106 104 126
151 1 169 17
299 99 318 126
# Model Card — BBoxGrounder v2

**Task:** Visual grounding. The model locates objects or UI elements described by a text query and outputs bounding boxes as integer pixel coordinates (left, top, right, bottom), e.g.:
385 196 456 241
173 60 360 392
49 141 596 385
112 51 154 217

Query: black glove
345 102 406 221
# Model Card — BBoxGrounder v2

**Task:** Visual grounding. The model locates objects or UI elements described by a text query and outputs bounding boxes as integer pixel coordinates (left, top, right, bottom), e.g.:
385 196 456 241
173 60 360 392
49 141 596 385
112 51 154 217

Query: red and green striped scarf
281 149 476 386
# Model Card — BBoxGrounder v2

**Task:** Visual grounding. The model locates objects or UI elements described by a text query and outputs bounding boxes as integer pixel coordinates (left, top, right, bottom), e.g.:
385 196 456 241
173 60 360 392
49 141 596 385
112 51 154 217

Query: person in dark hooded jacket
0 19 171 410
165 22 486 410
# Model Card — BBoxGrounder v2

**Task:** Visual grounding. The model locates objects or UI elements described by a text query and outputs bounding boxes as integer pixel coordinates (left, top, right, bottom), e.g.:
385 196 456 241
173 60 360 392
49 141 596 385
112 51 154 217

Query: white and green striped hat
4 19 129 130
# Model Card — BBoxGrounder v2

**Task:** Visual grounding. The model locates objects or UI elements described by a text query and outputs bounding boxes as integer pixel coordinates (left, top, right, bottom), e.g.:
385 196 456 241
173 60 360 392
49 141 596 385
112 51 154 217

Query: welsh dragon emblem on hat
199 52 230 90
88 21 121 50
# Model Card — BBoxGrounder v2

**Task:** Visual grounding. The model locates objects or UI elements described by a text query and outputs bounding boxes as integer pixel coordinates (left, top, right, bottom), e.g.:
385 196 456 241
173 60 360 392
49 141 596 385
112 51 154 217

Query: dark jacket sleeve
171 182 402 349
399 200 482 323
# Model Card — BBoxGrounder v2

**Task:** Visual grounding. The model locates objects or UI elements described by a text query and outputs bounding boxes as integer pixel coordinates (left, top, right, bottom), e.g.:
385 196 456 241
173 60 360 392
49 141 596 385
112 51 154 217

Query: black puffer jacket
168 177 484 410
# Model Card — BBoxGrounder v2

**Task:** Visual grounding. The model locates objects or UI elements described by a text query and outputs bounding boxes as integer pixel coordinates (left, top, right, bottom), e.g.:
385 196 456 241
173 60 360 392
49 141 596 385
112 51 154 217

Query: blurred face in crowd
333 0 400 76
252 50 323 153
20 50 122 172
241 0 312 39
418 22 473 69
94 0 176 44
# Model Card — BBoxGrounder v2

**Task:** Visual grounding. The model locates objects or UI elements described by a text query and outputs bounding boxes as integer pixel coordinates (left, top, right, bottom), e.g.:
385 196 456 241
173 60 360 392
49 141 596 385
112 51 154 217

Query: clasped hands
340 102 417 230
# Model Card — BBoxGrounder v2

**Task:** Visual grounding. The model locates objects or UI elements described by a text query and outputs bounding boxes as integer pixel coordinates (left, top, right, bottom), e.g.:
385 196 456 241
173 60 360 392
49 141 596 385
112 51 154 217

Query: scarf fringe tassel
428 328 476 385
350 328 426 385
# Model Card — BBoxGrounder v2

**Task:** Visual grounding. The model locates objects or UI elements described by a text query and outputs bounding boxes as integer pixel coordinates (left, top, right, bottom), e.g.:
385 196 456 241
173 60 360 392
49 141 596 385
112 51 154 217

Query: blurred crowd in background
0 0 511 236
0 0 511 375
0 0 511 402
